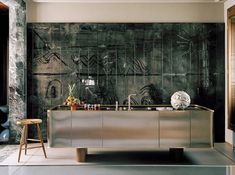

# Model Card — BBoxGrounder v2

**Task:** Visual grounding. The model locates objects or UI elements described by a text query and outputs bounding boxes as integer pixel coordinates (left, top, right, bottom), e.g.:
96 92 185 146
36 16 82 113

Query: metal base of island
47 104 214 162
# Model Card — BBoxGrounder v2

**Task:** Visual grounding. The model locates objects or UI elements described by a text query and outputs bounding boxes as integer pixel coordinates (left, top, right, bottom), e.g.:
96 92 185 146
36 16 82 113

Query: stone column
1 0 26 143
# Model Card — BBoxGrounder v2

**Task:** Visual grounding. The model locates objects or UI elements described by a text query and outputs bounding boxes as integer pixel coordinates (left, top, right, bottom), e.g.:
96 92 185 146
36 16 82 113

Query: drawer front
159 111 190 148
102 111 158 148
48 110 72 147
71 111 102 147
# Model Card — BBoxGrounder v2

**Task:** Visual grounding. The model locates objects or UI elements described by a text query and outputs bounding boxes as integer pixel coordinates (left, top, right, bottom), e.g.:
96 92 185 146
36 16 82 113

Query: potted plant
64 84 80 110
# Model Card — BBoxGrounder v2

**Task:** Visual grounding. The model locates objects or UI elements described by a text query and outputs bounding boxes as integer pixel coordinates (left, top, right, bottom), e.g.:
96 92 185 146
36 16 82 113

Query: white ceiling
31 0 225 3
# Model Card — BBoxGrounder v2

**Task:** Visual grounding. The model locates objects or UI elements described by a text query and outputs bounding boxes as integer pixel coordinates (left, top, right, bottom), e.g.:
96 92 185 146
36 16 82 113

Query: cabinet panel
48 110 72 147
102 111 158 148
71 111 102 147
191 110 213 147
159 111 190 147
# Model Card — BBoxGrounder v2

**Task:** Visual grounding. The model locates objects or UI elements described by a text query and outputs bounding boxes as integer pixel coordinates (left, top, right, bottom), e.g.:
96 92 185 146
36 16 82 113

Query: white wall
225 0 235 146
26 2 224 23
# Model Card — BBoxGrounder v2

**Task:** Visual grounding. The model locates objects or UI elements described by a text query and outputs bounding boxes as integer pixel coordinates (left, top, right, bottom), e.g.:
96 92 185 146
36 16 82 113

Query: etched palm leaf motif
123 96 139 105
141 96 154 105
122 58 149 76
140 84 162 104
80 54 97 68
133 58 149 75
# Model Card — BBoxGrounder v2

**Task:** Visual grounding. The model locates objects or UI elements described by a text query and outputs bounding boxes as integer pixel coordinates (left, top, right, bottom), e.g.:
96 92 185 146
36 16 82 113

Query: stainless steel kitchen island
47 104 214 162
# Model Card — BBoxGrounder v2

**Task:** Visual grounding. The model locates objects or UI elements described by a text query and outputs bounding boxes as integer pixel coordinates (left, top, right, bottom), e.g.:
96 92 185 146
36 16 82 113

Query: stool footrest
27 138 40 142
22 146 43 150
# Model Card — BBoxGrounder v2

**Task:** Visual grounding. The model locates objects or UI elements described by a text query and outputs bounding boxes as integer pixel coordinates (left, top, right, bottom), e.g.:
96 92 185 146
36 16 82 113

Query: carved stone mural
27 23 225 141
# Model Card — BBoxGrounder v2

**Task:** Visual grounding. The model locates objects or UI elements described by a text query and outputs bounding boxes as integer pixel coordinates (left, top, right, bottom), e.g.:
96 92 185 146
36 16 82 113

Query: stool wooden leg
36 124 47 158
25 125 28 155
18 125 26 162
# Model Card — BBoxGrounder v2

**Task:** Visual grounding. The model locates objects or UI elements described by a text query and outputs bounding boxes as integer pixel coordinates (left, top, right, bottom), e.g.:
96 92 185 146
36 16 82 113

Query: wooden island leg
76 148 87 162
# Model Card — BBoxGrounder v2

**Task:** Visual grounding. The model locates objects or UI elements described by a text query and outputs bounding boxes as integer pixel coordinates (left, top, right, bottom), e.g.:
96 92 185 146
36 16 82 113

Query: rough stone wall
1 0 26 143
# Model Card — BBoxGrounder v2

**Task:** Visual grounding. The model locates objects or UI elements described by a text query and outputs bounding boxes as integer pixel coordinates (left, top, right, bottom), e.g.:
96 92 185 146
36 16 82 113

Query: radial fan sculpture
171 91 191 110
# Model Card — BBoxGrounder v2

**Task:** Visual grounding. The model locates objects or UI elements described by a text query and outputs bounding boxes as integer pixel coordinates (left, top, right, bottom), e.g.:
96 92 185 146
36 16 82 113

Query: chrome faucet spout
128 94 136 110
115 101 118 111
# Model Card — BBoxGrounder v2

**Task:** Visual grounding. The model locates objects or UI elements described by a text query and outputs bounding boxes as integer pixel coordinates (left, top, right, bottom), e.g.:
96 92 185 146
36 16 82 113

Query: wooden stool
17 119 47 162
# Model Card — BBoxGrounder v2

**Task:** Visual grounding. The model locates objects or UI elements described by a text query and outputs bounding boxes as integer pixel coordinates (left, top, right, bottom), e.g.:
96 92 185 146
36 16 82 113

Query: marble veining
1 0 26 143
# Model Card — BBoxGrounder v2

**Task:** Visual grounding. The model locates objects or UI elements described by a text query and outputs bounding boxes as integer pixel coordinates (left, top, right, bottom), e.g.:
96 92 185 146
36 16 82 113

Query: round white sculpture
171 91 191 110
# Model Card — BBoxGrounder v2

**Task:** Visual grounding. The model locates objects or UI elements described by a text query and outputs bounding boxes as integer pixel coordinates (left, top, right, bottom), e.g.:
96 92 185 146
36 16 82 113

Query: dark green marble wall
27 23 225 142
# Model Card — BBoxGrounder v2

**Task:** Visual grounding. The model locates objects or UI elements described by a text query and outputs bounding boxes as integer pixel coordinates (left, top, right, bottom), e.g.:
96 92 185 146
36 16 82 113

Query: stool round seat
17 119 42 125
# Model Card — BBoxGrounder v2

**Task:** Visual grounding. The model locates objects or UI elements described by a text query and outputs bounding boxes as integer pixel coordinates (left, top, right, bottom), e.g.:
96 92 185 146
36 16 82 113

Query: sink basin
100 107 115 111
130 107 154 111
155 107 173 111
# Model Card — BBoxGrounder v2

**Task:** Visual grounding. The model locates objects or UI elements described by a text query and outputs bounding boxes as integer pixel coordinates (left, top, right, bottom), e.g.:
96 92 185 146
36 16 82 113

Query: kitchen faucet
128 94 136 110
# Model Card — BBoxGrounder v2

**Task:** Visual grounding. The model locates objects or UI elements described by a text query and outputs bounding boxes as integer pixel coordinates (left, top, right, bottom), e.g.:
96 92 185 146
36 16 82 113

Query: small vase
70 105 77 111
